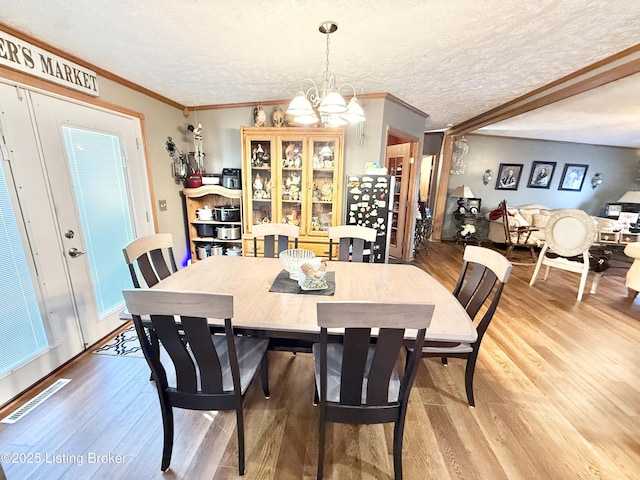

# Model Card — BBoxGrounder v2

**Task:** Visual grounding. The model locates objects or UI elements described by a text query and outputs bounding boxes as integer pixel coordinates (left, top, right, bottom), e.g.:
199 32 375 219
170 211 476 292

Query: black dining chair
122 233 178 288
314 300 435 480
252 223 299 257
410 245 512 406
328 225 377 262
122 288 270 475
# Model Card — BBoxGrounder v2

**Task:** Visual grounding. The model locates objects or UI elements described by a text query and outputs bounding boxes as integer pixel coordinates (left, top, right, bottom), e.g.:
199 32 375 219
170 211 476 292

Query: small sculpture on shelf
320 180 333 202
253 105 267 127
272 106 285 127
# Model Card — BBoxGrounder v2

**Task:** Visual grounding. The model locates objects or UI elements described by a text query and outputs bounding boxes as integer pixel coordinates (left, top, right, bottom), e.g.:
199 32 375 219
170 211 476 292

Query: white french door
0 82 152 406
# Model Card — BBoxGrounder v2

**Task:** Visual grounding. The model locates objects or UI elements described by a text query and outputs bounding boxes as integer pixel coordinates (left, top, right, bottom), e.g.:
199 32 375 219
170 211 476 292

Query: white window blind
62 127 134 316
0 162 48 376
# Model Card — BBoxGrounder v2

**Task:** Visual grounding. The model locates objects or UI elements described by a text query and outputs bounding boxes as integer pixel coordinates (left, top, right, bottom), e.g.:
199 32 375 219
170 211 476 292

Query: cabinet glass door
310 139 337 234
248 138 273 225
279 138 304 228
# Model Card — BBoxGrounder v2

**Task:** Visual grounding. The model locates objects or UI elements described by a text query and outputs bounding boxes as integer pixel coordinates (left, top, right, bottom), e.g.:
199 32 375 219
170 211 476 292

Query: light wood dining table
151 256 476 346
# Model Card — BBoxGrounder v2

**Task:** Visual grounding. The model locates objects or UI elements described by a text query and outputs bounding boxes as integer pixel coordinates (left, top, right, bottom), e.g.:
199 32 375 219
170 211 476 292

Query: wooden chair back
328 225 377 262
122 233 177 288
454 245 512 340
315 300 434 479
252 223 299 257
122 288 269 474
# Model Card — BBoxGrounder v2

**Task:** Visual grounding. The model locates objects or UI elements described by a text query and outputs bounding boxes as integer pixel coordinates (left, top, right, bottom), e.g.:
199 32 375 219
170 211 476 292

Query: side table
589 243 634 294
453 212 482 245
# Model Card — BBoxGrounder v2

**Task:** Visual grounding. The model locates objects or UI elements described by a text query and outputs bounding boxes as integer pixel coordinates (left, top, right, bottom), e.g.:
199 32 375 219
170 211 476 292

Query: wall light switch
158 199 167 212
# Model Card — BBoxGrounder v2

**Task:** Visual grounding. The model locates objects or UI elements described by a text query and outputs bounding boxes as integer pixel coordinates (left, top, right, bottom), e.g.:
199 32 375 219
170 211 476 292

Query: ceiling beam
449 43 640 136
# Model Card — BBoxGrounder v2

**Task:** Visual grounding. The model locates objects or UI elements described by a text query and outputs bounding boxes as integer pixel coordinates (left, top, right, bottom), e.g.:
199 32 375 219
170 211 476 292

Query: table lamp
617 191 640 203
451 185 476 210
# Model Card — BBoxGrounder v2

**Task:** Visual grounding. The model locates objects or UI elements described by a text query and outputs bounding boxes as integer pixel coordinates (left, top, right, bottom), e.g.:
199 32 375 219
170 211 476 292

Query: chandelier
286 21 366 127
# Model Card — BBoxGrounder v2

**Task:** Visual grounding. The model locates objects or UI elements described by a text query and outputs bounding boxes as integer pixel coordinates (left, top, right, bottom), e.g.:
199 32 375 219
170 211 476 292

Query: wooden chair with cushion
529 209 597 301
122 233 178 288
314 300 435 480
252 223 299 257
122 288 270 475
499 199 539 263
328 225 377 262
409 245 512 407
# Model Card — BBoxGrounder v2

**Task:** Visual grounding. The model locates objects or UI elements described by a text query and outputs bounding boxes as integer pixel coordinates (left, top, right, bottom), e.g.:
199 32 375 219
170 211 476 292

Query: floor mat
93 326 144 357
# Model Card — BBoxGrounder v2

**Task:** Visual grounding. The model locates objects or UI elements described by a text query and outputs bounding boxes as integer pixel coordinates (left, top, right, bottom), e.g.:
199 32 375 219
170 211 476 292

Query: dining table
151 256 476 349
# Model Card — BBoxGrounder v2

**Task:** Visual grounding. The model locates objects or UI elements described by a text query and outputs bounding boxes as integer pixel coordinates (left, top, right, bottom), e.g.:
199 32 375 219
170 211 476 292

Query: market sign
0 29 99 96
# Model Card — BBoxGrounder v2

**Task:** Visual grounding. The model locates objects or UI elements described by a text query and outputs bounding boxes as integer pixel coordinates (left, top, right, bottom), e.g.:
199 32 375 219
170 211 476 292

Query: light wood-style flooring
1 241 639 479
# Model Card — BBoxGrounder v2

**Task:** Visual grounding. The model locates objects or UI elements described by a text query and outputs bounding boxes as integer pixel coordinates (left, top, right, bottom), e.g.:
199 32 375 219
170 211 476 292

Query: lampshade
286 92 315 116
341 97 366 123
450 185 475 198
319 90 348 114
617 191 640 203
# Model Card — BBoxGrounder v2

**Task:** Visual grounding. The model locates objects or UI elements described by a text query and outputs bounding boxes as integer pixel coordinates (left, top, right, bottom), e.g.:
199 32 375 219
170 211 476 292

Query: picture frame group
494 161 590 192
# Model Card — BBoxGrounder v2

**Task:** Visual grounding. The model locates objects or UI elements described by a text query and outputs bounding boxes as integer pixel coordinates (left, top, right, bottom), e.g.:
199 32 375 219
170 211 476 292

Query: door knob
68 247 86 257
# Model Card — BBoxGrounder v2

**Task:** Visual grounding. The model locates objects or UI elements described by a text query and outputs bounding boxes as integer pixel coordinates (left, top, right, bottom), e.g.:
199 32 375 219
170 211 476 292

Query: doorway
0 82 152 406
385 128 420 260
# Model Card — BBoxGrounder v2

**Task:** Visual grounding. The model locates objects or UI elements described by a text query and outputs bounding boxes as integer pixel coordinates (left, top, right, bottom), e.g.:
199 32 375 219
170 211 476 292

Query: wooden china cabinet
240 127 344 257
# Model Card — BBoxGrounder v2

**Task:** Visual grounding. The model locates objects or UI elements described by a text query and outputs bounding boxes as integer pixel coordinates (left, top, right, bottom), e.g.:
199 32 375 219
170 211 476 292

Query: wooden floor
1 241 639 479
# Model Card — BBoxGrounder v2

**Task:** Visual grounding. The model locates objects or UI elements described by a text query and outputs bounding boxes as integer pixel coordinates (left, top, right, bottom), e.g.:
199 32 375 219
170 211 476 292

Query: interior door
31 91 152 346
386 143 411 258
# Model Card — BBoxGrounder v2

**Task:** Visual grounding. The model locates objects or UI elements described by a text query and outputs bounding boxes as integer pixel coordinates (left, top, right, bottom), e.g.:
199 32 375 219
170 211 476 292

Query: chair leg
392 416 407 480
236 407 245 475
159 395 174 471
148 328 160 381
505 245 514 260
464 351 479 407
577 264 589 301
317 406 326 480
441 356 448 366
313 383 319 406
261 354 270 399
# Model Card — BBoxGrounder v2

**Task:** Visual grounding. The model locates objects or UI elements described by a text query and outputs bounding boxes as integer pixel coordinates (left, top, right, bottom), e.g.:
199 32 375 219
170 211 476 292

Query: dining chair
122 288 270 475
122 233 178 288
499 199 539 264
410 245 512 407
328 225 378 262
529 209 597 301
252 223 299 257
314 300 435 480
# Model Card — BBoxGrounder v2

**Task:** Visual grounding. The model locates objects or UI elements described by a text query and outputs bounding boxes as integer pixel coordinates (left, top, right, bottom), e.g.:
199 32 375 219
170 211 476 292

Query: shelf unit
183 185 243 261
240 127 344 257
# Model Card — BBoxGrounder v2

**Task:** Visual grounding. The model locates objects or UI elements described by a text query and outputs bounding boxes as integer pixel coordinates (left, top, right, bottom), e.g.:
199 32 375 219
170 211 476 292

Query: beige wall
97 78 427 261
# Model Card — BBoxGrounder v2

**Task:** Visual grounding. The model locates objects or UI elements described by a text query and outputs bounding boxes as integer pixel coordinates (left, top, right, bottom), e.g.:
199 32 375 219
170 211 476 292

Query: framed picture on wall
495 163 523 190
527 161 556 189
558 163 589 191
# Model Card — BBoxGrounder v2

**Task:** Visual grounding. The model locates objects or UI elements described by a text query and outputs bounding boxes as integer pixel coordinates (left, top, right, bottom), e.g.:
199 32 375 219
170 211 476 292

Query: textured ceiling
2 1 640 145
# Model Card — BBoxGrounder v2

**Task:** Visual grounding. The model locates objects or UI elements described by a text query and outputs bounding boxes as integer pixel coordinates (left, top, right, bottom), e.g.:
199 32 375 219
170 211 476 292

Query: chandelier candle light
287 21 366 127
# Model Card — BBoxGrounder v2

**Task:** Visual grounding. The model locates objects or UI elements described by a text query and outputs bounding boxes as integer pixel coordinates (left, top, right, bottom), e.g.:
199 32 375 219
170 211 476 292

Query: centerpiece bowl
279 248 315 280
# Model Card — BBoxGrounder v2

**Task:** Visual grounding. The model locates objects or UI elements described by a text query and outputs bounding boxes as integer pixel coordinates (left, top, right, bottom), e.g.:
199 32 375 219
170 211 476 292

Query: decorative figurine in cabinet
240 127 344 257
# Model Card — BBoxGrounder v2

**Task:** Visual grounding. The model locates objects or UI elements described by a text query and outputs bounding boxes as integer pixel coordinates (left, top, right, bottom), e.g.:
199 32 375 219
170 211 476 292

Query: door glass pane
0 160 48 375
311 140 335 232
62 126 134 316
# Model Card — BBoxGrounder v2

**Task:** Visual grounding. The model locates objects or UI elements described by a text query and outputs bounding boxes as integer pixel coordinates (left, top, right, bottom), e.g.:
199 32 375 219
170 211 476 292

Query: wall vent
1 378 71 424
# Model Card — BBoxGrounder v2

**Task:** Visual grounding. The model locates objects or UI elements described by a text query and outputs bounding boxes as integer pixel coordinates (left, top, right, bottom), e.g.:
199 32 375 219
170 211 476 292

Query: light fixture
590 172 603 189
482 169 493 185
450 136 469 175
286 21 366 128
450 185 475 209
